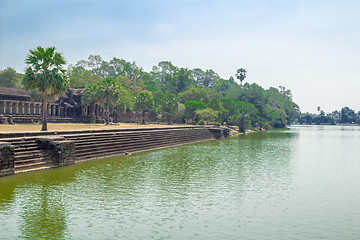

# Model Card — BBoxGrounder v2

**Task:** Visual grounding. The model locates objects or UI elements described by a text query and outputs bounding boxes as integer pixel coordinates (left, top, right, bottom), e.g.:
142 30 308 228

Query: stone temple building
0 87 156 124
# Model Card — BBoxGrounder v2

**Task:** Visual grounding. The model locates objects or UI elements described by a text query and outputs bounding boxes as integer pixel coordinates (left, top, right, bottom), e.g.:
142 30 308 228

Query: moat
1 125 360 239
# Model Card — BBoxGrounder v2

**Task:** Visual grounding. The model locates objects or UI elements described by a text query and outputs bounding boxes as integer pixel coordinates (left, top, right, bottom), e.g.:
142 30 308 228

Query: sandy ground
0 123 191 133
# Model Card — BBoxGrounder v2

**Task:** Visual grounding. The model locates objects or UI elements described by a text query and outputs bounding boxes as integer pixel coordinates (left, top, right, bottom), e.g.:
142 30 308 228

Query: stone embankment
0 126 230 177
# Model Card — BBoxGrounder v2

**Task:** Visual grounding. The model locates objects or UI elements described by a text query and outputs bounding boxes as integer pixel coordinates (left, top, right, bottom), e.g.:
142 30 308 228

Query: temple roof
0 87 31 101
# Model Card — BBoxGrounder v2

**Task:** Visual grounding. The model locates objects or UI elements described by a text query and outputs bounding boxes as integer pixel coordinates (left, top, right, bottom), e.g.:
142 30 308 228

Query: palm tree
23 46 69 131
236 68 247 85
98 77 121 124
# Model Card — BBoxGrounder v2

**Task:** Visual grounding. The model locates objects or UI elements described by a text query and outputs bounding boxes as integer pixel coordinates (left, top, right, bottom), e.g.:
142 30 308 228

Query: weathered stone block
0 142 15 176
35 137 75 166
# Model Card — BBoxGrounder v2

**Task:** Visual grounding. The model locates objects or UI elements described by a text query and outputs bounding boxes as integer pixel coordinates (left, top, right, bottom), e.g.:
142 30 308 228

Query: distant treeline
299 107 360 125
1 55 300 131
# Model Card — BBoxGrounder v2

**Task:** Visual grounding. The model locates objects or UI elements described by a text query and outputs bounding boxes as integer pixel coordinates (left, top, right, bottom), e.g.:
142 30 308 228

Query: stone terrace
0 126 229 176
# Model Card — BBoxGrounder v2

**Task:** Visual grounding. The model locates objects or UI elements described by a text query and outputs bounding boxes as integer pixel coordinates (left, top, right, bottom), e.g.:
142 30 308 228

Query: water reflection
0 129 299 239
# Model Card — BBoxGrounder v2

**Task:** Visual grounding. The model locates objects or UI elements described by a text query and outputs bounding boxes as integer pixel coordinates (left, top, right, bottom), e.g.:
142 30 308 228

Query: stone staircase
0 126 220 175
1 137 56 174
63 128 215 162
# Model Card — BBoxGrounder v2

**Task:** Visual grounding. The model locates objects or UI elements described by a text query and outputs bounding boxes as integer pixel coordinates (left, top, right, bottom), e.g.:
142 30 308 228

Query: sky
1 0 360 113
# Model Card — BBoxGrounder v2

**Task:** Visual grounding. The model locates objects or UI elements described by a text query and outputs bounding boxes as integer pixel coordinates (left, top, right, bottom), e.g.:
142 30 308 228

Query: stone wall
0 142 14 177
35 136 75 166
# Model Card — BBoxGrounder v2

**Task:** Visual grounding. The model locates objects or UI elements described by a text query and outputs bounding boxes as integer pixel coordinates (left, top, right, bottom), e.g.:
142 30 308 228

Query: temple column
28 103 33 115
31 103 35 115
1 101 5 114
18 102 22 115
47 104 51 116
23 102 28 115
13 102 19 115
8 102 13 114
0 101 4 114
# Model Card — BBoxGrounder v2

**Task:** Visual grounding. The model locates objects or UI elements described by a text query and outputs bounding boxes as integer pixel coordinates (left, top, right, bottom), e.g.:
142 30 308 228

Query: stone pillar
8 102 13 114
13 102 19 115
28 102 33 115
27 102 31 115
56 105 60 116
18 102 22 115
23 102 27 115
0 101 5 114
29 103 34 115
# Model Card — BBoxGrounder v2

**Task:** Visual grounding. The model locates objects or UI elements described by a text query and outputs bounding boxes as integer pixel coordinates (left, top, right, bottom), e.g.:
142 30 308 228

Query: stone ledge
0 142 15 177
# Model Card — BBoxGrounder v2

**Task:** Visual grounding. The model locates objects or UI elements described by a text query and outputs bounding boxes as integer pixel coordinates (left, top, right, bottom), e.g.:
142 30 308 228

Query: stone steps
2 138 55 174
0 126 220 175
63 128 214 161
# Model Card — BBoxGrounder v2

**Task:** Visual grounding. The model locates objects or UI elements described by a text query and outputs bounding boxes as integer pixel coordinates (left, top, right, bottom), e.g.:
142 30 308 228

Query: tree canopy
2 51 303 131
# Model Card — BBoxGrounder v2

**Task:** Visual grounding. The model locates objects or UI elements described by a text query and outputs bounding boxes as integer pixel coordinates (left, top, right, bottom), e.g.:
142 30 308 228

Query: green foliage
0 67 23 88
161 93 178 124
299 106 360 125
184 100 207 122
135 90 154 112
71 55 301 129
23 46 69 131
197 119 205 125
195 108 219 124
23 46 69 95
67 65 101 87
82 78 134 123
236 68 247 84
178 86 210 103
213 121 222 126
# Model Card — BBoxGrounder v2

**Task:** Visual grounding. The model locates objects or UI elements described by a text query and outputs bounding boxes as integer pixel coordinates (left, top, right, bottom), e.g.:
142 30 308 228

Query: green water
1 125 360 239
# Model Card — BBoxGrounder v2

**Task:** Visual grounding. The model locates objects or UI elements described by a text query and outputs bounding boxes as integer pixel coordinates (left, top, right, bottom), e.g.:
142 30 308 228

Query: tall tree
160 93 178 124
97 77 122 124
23 46 69 131
236 68 247 85
135 90 154 124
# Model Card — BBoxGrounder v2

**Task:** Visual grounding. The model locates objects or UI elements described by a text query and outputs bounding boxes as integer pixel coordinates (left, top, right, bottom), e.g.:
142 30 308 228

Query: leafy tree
135 90 154 124
173 68 192 94
184 100 207 123
97 77 124 124
67 65 101 87
160 93 178 124
191 68 204 86
117 75 144 95
195 108 219 124
228 113 250 132
23 46 69 131
178 86 210 104
201 69 220 89
0 67 21 88
213 79 234 97
82 78 135 123
150 61 177 85
82 83 101 122
341 107 356 123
